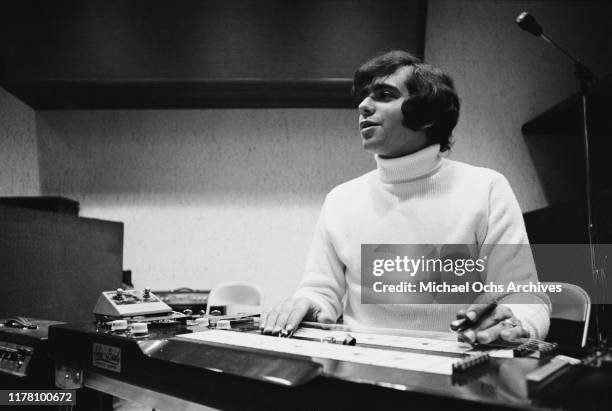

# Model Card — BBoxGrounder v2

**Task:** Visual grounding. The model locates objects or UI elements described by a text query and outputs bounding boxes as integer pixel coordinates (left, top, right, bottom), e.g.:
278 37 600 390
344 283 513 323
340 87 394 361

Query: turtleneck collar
375 144 443 183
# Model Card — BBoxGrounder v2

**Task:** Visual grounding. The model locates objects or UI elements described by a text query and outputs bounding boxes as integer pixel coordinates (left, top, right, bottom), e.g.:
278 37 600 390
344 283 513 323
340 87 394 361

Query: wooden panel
0 0 427 108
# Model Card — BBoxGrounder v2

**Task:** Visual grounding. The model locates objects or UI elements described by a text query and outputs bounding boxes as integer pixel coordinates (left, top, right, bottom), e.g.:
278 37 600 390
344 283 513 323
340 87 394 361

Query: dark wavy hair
352 50 460 152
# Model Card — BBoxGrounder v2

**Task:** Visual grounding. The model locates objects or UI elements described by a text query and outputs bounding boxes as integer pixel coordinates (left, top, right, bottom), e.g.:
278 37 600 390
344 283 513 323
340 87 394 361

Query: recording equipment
0 318 62 389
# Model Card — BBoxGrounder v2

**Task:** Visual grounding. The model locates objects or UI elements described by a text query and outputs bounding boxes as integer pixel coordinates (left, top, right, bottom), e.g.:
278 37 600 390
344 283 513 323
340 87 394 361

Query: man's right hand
259 297 331 335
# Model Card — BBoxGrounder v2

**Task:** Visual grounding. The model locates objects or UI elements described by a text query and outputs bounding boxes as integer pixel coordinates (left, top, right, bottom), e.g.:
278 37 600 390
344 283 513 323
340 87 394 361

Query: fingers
260 310 280 335
285 303 312 332
260 301 288 335
272 311 291 335
451 302 499 331
474 320 510 344
450 309 468 328
450 317 468 331
260 298 311 335
464 301 498 322
469 305 513 332
499 320 529 342
457 304 527 344
475 318 528 344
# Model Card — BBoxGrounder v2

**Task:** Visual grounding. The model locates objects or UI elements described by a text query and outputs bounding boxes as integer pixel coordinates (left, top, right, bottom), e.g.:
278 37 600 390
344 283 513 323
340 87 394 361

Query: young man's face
358 65 428 158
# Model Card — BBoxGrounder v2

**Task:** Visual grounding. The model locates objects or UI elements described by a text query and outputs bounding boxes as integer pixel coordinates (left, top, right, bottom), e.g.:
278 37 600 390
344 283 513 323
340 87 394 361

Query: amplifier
0 318 62 388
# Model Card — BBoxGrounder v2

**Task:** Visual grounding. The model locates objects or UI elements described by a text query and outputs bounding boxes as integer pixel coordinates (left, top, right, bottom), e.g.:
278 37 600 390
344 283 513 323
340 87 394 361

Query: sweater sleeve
479 173 551 339
293 195 346 322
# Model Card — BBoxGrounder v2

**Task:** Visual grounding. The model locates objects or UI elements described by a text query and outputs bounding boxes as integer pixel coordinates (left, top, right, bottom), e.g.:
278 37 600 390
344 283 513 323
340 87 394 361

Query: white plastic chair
542 282 591 347
206 282 264 315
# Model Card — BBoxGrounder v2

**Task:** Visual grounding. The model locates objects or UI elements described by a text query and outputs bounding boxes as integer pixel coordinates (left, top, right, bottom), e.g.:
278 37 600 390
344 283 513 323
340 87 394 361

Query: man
261 50 550 344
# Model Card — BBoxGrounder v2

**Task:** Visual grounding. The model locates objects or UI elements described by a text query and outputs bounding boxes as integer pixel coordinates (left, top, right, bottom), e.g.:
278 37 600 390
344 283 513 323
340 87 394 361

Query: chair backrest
206 282 263 315
542 282 591 347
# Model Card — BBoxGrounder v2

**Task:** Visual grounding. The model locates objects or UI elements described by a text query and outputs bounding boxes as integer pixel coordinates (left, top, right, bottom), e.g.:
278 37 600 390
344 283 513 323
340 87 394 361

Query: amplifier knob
113 288 125 300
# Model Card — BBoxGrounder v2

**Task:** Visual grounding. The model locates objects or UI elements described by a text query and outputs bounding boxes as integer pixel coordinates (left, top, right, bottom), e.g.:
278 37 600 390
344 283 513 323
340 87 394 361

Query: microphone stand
537 30 606 345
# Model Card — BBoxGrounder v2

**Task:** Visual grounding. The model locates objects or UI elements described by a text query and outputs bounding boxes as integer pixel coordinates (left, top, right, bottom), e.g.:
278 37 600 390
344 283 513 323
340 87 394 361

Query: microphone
516 12 543 36
515 11 591 70
515 10 603 344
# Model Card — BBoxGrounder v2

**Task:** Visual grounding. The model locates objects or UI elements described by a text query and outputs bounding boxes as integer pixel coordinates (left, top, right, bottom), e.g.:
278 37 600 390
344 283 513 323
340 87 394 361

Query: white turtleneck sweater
294 144 550 339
